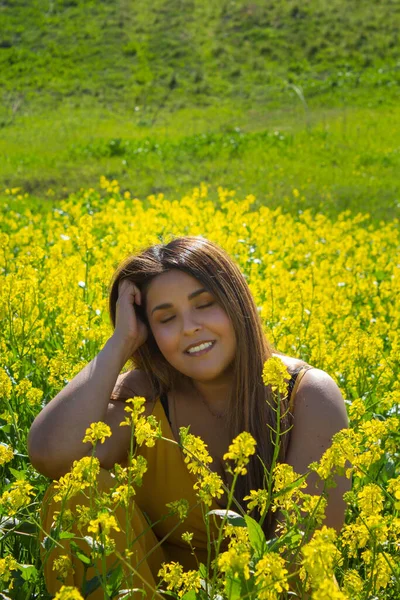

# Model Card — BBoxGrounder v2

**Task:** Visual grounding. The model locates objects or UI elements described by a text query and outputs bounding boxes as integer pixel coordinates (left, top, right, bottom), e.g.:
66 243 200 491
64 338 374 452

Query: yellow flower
357 483 384 516
180 430 213 475
132 415 161 447
348 398 366 422
82 421 112 445
53 508 75 531
119 396 146 423
254 552 290 600
53 586 84 600
311 577 348 600
0 443 14 465
166 498 190 520
52 554 74 580
192 469 225 507
387 476 400 510
53 456 100 502
181 531 193 544
0 368 12 397
301 526 342 587
87 511 121 537
218 545 252 582
243 488 269 514
158 562 201 598
0 554 18 590
120 397 161 447
158 561 183 590
223 431 257 476
0 479 35 516
342 569 364 598
361 550 393 590
262 357 290 396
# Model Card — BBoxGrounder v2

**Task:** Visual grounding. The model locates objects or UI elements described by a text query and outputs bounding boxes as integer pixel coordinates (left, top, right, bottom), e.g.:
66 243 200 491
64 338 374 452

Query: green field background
1 0 399 222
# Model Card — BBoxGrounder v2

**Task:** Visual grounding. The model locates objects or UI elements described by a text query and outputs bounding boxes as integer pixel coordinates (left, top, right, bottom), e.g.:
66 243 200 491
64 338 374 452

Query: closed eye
160 302 214 324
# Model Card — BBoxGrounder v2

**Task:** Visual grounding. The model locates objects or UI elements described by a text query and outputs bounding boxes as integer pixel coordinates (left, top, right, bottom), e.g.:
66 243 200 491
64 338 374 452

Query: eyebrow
151 288 208 315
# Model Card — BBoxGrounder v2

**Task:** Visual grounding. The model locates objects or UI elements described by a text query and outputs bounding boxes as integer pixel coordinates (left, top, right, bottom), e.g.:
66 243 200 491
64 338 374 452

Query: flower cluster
120 396 161 447
180 428 224 507
254 552 290 600
262 357 290 396
110 454 149 507
1 181 400 598
0 478 35 516
52 456 100 502
0 554 19 590
223 431 257 476
53 586 84 600
158 562 201 599
217 525 252 583
52 554 74 580
0 443 14 465
166 498 190 521
302 525 343 598
82 421 112 445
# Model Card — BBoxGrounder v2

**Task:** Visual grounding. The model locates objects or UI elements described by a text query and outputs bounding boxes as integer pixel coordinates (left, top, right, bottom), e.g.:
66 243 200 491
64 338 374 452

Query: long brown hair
109 236 296 538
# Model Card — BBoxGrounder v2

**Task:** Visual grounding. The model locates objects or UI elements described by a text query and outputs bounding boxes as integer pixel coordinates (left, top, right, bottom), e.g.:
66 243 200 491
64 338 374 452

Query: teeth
187 341 213 354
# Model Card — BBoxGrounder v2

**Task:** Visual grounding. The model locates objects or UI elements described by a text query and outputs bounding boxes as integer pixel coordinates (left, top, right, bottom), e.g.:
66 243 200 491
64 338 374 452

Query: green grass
1 0 399 114
1 0 399 223
2 103 400 223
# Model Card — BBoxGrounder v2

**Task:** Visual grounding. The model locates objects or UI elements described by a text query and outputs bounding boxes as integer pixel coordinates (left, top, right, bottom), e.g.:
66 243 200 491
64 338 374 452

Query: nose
182 310 201 335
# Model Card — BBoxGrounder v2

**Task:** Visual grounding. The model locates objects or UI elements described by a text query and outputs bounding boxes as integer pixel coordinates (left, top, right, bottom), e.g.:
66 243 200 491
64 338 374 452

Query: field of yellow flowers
0 179 399 599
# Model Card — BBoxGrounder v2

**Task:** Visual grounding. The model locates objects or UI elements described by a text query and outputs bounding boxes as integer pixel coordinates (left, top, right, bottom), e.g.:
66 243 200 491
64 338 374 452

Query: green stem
209 469 240 600
259 390 282 531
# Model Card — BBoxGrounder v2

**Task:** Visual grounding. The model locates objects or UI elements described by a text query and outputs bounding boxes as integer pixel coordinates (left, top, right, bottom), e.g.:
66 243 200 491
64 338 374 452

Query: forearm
28 335 131 476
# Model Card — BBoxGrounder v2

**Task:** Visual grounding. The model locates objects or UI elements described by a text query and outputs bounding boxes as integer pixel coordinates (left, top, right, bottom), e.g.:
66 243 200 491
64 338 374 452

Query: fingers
118 279 141 305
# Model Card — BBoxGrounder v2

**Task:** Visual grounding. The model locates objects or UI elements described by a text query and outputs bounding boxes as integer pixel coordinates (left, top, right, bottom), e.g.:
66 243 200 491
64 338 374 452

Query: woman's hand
112 279 148 357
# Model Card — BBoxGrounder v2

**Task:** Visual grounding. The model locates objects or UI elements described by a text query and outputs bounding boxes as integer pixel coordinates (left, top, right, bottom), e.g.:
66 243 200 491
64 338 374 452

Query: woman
28 236 349 598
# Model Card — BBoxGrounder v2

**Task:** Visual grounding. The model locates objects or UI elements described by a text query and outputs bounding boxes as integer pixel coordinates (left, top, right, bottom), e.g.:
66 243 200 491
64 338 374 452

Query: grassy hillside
1 0 399 221
1 0 399 116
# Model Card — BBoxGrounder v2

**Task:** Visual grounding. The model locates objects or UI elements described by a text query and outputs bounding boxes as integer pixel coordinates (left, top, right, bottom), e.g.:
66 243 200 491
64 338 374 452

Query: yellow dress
39 366 312 598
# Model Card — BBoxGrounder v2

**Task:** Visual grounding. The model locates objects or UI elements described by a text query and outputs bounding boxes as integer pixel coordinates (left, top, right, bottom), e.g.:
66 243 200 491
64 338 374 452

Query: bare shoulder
111 369 156 403
272 352 309 371
288 367 349 457
284 367 351 533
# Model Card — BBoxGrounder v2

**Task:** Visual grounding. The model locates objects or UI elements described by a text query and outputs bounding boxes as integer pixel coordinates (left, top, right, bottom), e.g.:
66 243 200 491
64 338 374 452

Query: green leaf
18 564 38 582
9 467 26 480
207 509 246 527
59 531 76 540
243 515 267 559
105 564 124 595
198 563 207 577
70 541 92 565
76 551 92 565
180 590 198 599
224 574 242 600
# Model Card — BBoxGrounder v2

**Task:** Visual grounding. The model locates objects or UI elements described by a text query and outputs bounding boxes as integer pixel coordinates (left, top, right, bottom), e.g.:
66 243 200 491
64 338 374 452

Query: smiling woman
28 235 349 598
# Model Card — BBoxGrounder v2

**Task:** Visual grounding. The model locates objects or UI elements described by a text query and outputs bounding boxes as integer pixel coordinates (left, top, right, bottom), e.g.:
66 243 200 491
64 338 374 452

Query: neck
189 374 233 414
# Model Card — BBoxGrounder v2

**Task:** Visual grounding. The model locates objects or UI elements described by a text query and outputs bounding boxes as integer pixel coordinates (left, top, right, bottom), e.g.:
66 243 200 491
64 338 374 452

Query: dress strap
160 392 172 426
288 366 314 413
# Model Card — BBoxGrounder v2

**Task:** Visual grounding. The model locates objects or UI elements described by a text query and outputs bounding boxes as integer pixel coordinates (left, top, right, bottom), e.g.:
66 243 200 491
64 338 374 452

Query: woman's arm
28 278 148 479
27 336 135 479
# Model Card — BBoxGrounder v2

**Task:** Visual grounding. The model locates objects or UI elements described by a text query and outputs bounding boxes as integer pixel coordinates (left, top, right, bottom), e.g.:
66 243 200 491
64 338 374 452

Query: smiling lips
185 340 216 355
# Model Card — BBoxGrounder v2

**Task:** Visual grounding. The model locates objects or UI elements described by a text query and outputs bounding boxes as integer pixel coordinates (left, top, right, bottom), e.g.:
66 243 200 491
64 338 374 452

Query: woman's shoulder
271 352 312 374
110 369 157 403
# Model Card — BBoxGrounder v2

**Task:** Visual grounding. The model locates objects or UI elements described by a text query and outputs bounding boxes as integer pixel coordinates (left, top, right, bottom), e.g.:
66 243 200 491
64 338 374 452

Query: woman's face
145 269 236 382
